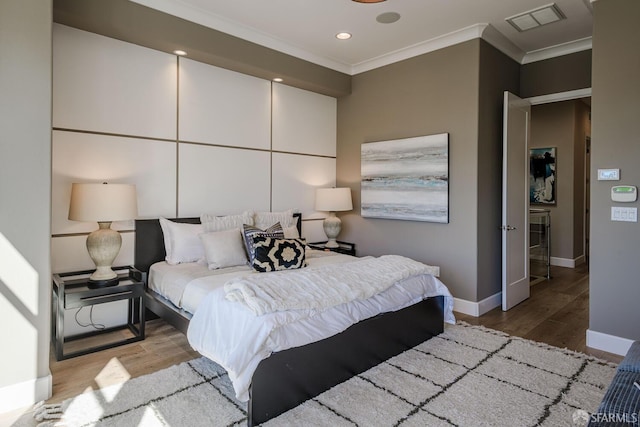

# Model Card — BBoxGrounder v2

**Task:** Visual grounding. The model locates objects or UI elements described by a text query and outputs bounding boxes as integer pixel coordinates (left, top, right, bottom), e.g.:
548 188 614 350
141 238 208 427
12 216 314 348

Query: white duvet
180 251 455 402
224 255 438 315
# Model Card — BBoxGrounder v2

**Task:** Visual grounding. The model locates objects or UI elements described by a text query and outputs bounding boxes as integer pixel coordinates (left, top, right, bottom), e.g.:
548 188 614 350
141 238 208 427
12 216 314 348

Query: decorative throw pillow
201 210 254 233
159 218 205 265
242 222 284 264
199 229 248 270
251 237 307 272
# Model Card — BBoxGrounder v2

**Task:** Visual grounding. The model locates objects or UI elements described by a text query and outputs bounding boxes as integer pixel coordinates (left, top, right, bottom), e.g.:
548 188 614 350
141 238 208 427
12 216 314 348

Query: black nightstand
308 241 356 256
52 266 145 360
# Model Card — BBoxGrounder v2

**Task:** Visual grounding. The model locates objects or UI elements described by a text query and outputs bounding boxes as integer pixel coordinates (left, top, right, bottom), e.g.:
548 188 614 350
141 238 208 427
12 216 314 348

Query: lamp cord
74 306 106 331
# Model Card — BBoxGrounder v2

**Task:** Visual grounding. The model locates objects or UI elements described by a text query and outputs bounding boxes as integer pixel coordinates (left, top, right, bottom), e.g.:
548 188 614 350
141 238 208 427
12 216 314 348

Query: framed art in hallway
529 147 556 205
361 133 449 223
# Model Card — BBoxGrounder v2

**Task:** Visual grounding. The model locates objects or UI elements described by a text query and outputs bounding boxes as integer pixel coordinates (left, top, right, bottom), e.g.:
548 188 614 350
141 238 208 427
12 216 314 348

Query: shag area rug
16 322 617 427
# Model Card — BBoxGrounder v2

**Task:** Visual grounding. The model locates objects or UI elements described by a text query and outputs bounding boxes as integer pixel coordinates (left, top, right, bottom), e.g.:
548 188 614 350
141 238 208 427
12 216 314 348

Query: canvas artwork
361 133 449 223
529 147 556 204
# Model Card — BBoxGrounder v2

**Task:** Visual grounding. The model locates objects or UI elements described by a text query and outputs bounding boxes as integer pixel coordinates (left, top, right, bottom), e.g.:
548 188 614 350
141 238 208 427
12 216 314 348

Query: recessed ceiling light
376 12 401 24
336 32 352 40
352 0 386 3
506 3 565 32
173 50 187 56
273 77 283 82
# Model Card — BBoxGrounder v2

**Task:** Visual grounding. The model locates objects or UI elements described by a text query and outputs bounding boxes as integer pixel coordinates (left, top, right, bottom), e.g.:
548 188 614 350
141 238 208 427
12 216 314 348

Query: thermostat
611 185 637 202
598 169 620 180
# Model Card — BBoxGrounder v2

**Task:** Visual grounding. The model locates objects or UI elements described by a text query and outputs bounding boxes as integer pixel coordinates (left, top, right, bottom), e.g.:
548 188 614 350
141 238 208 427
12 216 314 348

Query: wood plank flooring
456 263 623 364
48 319 200 403
1 264 621 425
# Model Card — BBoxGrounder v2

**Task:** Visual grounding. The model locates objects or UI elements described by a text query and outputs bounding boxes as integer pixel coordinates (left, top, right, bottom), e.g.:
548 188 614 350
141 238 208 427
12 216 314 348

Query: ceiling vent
506 3 566 32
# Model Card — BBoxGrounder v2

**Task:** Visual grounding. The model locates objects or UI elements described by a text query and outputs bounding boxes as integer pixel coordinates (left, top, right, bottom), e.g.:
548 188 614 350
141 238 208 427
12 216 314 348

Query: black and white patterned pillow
242 222 284 264
251 237 307 272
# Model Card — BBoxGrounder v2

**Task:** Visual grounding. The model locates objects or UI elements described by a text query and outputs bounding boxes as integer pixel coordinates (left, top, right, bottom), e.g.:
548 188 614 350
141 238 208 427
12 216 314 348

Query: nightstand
52 266 145 360
308 241 356 256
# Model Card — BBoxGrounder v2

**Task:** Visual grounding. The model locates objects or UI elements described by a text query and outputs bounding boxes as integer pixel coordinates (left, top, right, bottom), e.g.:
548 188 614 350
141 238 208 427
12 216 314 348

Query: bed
134 213 454 426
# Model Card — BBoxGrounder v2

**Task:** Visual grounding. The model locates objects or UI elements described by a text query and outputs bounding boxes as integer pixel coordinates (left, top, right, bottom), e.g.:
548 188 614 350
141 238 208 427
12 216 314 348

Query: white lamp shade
69 183 138 222
315 187 353 212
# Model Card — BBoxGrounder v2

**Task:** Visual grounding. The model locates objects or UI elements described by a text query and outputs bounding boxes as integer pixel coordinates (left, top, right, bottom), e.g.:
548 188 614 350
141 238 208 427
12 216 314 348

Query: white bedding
167 250 456 402
148 249 360 314
225 255 440 315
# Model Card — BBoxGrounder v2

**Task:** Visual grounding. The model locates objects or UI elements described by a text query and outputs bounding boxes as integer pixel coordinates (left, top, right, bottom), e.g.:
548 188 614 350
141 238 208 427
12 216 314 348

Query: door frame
526 87 593 267
526 88 591 106
500 88 592 311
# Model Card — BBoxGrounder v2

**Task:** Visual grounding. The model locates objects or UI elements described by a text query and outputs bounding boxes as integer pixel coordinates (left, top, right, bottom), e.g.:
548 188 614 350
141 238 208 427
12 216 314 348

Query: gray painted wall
338 40 480 301
520 50 592 98
477 41 520 301
0 0 52 407
338 40 519 303
590 0 640 341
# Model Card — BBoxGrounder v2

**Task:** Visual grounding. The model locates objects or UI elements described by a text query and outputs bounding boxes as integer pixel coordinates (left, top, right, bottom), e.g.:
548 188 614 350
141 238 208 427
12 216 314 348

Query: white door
502 91 531 311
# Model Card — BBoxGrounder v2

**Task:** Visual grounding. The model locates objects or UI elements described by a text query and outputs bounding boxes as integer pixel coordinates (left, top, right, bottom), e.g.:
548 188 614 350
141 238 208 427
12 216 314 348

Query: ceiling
130 0 594 75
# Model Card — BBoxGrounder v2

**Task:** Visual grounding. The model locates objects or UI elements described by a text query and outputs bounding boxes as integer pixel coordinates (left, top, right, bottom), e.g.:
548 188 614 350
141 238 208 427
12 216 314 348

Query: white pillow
200 210 254 233
199 229 248 269
283 215 300 239
159 218 205 265
254 209 295 230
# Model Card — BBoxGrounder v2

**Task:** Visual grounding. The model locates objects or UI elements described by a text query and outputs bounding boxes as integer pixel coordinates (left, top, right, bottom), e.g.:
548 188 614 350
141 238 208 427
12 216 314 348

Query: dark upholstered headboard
134 213 302 274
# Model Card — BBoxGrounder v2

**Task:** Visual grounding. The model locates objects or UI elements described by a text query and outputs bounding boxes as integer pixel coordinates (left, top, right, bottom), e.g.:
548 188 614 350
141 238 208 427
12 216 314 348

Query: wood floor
456 263 623 364
1 264 622 424
47 319 200 404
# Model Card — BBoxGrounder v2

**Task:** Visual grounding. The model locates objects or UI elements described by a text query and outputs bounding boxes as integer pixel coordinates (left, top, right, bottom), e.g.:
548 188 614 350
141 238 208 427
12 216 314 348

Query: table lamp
315 187 353 248
68 182 138 287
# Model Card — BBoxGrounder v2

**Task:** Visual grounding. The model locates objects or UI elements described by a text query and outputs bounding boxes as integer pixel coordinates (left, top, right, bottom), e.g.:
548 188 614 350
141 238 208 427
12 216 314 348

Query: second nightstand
52 266 145 360
308 241 356 256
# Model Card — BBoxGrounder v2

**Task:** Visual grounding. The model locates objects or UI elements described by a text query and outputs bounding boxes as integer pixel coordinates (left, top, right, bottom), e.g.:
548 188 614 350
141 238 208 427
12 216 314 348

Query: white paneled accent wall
53 24 177 140
179 58 271 149
272 153 336 219
178 144 271 217
52 24 337 337
272 83 337 157
52 130 177 235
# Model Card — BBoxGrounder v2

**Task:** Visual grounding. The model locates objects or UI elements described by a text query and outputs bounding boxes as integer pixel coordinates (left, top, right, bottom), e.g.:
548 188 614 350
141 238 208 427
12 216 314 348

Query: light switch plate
598 169 620 181
611 206 638 222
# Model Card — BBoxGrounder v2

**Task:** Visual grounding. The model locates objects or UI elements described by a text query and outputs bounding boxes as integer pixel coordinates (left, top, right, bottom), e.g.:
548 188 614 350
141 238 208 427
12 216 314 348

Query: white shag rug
14 322 617 427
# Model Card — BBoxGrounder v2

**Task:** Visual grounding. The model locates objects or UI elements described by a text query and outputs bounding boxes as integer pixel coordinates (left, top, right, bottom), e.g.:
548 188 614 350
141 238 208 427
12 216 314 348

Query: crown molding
351 24 487 75
130 0 591 75
480 24 526 63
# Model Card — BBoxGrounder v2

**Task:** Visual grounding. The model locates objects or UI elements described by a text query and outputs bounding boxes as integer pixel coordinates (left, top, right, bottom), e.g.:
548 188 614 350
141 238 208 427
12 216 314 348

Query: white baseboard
586 329 635 356
0 373 52 413
550 255 586 268
453 292 502 317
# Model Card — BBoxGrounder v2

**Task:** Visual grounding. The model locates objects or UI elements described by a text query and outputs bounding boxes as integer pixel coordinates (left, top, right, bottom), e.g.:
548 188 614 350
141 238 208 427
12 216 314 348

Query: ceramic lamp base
86 221 122 287
323 212 342 248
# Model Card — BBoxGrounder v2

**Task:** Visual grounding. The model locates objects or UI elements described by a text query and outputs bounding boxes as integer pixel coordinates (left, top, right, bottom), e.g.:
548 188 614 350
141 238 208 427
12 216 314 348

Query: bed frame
134 215 445 426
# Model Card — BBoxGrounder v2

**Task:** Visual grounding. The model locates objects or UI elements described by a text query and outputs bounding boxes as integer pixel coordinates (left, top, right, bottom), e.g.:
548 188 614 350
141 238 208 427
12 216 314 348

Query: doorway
527 91 592 277
502 88 592 310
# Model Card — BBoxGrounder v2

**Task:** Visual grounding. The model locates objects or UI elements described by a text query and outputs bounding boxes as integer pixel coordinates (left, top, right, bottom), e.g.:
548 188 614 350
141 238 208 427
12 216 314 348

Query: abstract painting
361 133 449 223
529 147 556 204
